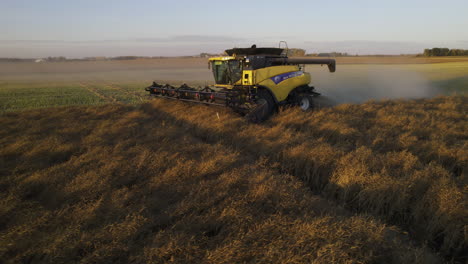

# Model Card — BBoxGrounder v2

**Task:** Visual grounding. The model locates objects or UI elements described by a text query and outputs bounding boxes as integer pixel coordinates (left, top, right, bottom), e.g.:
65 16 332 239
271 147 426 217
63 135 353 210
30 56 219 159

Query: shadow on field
137 97 466 262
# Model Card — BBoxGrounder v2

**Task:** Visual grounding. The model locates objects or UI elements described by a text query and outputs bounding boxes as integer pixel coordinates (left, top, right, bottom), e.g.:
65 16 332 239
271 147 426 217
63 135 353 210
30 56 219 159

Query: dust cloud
308 65 439 106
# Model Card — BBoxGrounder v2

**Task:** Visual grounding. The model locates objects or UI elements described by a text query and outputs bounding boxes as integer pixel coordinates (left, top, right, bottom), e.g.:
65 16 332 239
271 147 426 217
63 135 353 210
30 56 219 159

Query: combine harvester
146 44 336 122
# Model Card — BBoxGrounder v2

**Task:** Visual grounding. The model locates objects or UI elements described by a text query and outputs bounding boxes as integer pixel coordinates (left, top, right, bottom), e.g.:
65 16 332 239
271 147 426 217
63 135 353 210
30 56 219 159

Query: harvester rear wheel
299 95 314 111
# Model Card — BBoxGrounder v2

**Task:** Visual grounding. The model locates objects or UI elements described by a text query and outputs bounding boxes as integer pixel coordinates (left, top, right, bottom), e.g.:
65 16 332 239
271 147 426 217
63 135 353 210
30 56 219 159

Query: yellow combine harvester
146 44 336 122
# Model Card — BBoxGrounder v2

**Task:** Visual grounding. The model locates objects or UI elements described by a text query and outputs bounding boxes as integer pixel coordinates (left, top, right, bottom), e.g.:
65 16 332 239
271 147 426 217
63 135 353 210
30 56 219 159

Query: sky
1 0 468 58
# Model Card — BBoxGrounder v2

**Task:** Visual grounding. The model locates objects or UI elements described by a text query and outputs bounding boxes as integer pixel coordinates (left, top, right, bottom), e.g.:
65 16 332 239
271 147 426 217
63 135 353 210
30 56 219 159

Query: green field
0 81 149 112
0 59 467 112
404 62 468 93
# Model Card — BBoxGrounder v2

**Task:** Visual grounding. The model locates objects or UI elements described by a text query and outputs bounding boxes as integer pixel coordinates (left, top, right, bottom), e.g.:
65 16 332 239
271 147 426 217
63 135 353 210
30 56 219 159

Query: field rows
1 95 466 263
145 96 467 261
0 82 150 112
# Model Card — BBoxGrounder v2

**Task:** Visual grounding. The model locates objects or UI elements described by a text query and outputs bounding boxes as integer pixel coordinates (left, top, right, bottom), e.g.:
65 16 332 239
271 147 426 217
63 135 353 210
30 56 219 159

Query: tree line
289 50 351 57
423 48 468 56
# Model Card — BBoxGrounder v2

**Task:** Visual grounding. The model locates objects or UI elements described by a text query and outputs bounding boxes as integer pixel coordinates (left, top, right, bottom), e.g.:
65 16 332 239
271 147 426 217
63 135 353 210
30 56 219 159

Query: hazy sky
1 0 468 58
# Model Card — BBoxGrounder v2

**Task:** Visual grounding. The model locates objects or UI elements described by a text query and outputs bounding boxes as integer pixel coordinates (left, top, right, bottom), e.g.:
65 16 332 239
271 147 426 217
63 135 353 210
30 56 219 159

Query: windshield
211 60 242 84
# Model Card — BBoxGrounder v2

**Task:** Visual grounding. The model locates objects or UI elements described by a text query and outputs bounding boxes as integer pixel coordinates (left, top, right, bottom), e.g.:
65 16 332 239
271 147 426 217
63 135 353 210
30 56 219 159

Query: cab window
211 60 242 84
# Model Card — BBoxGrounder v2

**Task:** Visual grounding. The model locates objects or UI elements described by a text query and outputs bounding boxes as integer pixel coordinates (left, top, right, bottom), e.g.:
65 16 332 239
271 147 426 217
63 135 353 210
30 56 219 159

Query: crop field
0 58 467 263
1 57 467 112
0 81 149 112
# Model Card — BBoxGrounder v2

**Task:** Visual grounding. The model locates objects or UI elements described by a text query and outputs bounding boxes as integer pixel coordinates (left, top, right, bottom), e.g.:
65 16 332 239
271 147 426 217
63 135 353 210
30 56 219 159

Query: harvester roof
208 56 235 61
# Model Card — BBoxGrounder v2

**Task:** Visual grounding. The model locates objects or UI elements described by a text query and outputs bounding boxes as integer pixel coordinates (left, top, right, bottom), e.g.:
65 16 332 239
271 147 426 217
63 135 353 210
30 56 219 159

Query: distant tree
200 52 221 57
287 48 306 57
449 49 468 56
111 56 142 60
441 48 450 56
46 56 67 61
315 52 349 57
423 48 467 57
0 58 35 62
423 49 433 56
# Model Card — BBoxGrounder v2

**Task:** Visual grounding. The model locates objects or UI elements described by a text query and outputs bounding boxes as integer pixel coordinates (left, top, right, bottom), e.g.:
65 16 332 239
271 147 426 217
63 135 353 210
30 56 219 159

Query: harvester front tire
247 90 275 123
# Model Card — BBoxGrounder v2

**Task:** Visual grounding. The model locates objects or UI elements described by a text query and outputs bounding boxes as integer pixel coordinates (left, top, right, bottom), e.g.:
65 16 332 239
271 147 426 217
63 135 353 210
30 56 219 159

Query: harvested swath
162 95 466 261
0 102 441 263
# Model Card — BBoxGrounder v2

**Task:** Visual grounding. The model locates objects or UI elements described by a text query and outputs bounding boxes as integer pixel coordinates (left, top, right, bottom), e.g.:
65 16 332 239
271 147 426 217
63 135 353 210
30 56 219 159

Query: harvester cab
146 44 336 122
209 56 243 86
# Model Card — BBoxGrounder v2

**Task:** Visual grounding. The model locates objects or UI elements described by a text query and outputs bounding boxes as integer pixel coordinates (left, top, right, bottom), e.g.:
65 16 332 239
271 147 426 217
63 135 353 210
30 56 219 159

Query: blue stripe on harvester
270 71 304 84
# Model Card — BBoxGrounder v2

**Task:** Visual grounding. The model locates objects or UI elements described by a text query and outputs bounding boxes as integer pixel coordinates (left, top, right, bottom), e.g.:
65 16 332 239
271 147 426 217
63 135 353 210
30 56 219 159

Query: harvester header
146 44 336 122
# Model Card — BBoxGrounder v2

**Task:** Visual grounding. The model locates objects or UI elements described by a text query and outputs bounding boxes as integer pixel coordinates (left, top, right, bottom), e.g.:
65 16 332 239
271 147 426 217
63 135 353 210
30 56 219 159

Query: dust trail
308 65 439 105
